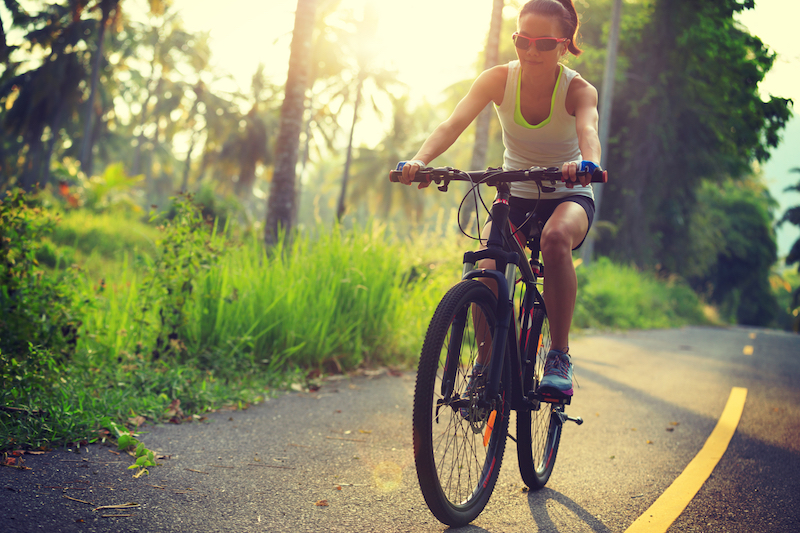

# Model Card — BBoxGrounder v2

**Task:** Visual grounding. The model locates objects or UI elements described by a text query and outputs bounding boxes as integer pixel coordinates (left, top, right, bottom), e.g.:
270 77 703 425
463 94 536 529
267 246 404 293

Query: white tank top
494 60 593 200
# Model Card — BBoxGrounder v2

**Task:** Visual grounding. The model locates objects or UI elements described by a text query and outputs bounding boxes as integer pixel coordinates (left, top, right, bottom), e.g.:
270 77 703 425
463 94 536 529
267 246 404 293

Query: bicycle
389 164 607 526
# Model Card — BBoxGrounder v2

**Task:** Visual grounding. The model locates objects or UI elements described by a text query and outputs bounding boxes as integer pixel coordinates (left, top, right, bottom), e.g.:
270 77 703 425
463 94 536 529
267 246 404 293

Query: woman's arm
563 78 601 187
399 65 507 186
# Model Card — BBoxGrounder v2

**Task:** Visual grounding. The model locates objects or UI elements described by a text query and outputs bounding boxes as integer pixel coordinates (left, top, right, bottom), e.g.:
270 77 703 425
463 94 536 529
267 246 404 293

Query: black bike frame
392 164 603 413
457 182 544 413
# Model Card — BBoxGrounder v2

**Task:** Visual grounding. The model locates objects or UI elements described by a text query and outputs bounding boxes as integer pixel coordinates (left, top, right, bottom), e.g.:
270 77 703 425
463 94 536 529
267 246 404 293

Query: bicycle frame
453 182 550 414
402 165 597 525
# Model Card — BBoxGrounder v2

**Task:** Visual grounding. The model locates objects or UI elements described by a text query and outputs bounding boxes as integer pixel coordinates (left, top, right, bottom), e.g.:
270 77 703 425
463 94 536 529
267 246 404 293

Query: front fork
459 186 518 405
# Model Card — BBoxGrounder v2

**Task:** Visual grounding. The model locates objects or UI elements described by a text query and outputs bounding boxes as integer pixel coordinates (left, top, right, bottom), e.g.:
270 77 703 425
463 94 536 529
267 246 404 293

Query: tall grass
76 219 462 380
185 224 422 372
52 210 160 257
2 198 714 451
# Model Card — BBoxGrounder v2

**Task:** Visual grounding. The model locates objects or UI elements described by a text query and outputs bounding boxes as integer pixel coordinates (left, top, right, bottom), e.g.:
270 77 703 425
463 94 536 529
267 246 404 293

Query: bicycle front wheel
412 280 510 527
517 307 563 489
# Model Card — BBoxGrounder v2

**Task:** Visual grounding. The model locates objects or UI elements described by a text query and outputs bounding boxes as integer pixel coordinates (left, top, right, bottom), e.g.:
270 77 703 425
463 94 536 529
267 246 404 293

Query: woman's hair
519 0 583 56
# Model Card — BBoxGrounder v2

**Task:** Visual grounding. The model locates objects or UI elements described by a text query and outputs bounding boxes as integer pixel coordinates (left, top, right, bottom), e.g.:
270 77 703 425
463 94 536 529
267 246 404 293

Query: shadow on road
526 488 612 533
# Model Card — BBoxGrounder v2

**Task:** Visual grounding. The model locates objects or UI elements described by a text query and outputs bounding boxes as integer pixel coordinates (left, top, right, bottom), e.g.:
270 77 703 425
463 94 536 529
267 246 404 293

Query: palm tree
80 0 123 177
126 8 199 202
296 0 347 212
470 0 504 173
335 3 400 221
453 0 503 229
217 66 278 209
0 2 93 190
266 0 319 245
348 94 428 221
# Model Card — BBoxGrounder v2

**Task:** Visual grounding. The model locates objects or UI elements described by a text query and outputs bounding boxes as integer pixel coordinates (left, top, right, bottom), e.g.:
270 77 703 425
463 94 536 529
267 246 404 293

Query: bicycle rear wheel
412 280 510 526
517 307 563 489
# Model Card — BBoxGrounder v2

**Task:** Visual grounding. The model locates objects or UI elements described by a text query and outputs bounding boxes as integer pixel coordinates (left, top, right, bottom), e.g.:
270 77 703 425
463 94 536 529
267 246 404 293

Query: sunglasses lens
513 35 531 50
535 39 558 52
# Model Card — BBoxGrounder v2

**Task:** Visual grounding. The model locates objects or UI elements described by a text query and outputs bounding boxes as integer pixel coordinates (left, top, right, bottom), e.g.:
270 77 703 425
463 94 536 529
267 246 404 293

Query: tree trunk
462 0 503 230
265 0 317 245
43 104 68 187
20 136 45 191
180 131 198 194
180 94 203 193
581 0 622 265
80 7 111 177
132 48 160 176
296 91 315 228
336 74 364 222
470 0 503 172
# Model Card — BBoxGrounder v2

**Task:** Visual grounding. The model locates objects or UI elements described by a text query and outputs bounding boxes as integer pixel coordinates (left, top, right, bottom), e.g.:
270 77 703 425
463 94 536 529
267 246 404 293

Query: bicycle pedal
536 388 572 405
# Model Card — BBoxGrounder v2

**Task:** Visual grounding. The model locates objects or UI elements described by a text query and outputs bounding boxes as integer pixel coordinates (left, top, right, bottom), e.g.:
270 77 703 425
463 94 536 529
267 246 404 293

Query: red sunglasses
512 32 569 52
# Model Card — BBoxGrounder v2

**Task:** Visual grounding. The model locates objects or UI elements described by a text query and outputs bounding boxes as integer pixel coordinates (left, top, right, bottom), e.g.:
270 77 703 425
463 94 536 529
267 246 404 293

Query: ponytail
519 0 583 56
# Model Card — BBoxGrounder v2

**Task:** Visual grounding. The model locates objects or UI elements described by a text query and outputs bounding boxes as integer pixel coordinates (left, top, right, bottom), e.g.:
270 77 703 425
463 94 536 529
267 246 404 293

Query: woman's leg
539 201 589 352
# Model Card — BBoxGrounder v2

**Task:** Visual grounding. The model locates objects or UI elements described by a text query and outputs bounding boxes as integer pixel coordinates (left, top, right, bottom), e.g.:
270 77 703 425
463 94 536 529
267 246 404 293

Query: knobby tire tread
412 280 510 526
517 307 562 489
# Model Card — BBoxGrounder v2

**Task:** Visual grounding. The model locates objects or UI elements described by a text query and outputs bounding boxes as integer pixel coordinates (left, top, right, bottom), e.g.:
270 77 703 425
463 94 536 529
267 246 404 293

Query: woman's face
515 13 568 74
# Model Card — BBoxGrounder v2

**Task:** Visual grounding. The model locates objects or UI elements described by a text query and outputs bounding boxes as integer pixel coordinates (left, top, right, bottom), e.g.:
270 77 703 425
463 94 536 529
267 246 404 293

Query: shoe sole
537 385 573 397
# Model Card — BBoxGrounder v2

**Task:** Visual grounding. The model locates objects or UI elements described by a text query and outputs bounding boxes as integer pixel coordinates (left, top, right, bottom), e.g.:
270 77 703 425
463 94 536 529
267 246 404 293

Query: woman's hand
561 160 598 188
396 160 432 189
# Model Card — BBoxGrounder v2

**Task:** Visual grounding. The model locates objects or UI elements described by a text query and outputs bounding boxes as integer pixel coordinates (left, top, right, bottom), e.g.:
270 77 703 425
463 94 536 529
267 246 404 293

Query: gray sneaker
539 349 573 396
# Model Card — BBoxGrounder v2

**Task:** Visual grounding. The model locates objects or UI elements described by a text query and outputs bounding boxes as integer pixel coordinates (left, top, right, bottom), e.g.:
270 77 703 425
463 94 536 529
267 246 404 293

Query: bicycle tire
412 280 511 526
517 307 563 489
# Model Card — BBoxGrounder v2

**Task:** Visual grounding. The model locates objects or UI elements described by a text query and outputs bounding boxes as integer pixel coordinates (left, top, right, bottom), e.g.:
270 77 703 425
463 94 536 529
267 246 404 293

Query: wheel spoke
413 281 509 525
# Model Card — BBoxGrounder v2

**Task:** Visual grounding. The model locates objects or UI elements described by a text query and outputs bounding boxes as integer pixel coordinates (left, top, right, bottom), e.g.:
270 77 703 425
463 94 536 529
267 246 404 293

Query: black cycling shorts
508 195 596 250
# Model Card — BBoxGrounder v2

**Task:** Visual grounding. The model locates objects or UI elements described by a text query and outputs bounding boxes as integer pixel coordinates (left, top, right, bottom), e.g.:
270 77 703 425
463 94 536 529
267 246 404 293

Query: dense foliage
599 0 791 268
779 168 800 330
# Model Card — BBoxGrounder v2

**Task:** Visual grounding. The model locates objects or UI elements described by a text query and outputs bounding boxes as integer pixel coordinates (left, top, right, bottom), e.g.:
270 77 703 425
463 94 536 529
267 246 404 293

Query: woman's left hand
562 160 598 188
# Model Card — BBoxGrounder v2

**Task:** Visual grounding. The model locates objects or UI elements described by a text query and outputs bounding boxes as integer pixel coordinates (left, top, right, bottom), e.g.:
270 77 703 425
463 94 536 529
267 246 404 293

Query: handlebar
388 166 607 191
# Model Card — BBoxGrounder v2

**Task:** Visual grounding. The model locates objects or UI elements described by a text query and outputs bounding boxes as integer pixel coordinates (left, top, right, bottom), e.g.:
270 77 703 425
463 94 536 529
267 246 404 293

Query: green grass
1 202 714 452
35 210 160 277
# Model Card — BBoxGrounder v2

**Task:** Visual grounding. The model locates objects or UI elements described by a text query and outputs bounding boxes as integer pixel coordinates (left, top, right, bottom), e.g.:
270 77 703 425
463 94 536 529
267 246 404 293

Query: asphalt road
1 326 798 532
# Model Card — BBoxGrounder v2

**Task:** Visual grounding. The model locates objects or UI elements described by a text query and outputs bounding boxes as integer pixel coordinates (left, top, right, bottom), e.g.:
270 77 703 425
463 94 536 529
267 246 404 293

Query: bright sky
171 0 498 102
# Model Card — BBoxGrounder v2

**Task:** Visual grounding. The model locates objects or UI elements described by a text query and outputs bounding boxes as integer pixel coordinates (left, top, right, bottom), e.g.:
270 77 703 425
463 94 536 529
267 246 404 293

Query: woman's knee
540 224 573 257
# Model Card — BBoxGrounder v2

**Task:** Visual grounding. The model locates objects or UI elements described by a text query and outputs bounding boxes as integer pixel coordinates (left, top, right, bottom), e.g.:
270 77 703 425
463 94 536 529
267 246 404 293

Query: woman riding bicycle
397 0 601 397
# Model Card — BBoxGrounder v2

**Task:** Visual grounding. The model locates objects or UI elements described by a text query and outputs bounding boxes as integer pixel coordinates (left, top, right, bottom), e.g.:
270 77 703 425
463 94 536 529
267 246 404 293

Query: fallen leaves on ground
128 415 146 427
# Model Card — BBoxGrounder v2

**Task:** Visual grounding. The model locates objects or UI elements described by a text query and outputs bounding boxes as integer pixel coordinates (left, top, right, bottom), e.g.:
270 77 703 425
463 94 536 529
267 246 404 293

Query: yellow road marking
749 332 757 340
624 387 748 533
743 345 754 355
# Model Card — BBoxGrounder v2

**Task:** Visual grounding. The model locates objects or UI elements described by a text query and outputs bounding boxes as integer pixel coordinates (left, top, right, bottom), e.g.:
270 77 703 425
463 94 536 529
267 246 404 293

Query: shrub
574 257 707 330
0 189 83 361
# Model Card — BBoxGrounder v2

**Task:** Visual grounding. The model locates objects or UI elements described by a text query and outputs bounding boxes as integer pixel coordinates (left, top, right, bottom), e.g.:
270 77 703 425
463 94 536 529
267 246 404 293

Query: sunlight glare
173 0 495 104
